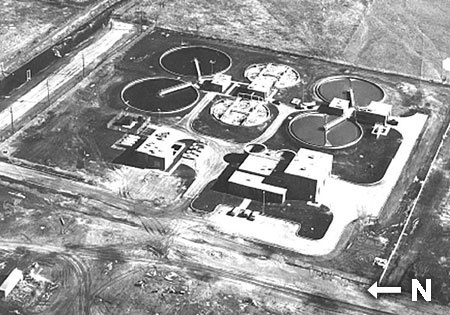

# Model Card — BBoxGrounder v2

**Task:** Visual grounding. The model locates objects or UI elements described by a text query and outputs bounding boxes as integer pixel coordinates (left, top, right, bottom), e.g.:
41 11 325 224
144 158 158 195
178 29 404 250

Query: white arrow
368 282 402 299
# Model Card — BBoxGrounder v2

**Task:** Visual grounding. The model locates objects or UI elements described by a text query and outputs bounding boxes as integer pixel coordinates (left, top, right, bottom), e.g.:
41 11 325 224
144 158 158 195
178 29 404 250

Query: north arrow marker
368 282 402 299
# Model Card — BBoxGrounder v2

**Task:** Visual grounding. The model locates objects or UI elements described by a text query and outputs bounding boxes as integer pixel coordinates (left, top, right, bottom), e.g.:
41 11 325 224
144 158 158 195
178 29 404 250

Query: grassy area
344 0 450 80
154 0 369 59
259 0 368 58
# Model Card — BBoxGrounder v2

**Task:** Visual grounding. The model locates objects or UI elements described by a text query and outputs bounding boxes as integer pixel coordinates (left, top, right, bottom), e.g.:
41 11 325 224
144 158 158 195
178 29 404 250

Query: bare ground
123 0 450 81
0 0 80 66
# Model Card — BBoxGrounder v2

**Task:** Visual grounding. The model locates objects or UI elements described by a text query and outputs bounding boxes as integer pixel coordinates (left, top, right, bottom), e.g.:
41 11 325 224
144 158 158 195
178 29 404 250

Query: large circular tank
121 77 199 114
288 112 363 150
159 45 232 77
314 75 384 107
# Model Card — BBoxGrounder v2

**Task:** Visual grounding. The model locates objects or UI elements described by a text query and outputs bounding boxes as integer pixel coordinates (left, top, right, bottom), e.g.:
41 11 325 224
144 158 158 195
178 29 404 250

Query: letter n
411 279 431 302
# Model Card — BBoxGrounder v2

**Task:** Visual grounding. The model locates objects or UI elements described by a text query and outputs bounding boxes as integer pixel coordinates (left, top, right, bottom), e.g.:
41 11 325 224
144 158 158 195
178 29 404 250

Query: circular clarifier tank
314 75 384 107
120 77 199 114
159 45 232 77
288 112 363 150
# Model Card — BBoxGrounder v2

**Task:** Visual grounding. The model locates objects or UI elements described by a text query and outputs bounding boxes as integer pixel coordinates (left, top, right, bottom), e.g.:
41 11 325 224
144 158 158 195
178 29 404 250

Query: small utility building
247 76 277 99
326 97 351 116
0 266 23 300
356 101 392 125
201 74 233 93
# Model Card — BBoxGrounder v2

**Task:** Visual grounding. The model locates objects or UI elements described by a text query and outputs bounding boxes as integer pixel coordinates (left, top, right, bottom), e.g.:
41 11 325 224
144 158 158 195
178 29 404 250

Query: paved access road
0 20 134 132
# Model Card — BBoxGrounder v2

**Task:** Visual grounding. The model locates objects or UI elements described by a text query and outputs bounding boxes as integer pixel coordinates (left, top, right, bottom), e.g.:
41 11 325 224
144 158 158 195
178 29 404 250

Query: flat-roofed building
284 148 333 203
113 134 141 150
201 74 233 93
134 127 185 171
0 267 23 300
224 148 333 205
248 76 277 98
326 97 351 116
238 153 281 176
443 58 450 80
211 74 232 92
228 170 287 203
356 101 392 125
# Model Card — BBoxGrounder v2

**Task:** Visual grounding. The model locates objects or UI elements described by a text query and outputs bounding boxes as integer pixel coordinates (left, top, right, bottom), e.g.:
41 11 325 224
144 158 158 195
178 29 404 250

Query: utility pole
140 11 142 33
46 80 50 106
82 53 85 77
209 59 216 76
419 32 424 88
0 62 5 78
137 3 145 33
9 107 14 134
262 190 266 215
301 74 307 103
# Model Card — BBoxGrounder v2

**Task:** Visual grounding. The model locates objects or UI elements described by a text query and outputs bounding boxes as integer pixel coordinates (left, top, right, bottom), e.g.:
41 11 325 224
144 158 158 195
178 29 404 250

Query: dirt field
0 0 105 71
379 119 450 304
0 179 296 315
2 175 449 314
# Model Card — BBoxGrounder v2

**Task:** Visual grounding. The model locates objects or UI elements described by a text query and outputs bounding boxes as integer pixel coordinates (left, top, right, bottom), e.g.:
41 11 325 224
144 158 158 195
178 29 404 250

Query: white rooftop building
135 127 186 171
228 170 287 203
226 147 333 204
285 148 333 182
211 74 232 92
0 268 23 300
248 76 277 98
238 152 281 176
283 148 333 203
356 101 392 125
329 97 351 113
